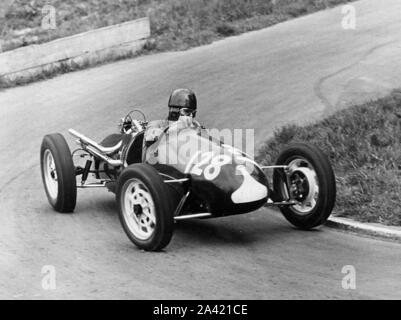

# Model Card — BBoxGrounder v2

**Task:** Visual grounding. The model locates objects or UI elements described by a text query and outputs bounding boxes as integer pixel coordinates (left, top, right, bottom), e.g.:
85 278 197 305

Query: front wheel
116 163 175 251
273 143 336 229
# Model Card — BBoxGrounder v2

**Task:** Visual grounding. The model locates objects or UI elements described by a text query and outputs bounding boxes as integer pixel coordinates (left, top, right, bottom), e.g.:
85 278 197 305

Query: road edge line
326 217 401 242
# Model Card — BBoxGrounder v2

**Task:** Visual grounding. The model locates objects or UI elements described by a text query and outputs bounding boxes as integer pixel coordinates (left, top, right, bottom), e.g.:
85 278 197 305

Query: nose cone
231 165 268 204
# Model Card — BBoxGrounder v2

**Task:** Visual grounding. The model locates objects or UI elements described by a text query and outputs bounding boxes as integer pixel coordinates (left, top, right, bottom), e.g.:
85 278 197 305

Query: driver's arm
144 120 168 145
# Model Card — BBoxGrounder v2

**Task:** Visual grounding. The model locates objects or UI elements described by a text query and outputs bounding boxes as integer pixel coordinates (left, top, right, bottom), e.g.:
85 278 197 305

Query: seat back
126 131 145 164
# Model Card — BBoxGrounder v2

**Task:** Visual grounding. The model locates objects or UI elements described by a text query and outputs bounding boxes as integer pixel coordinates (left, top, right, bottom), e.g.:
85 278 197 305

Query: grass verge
256 90 401 226
0 0 352 88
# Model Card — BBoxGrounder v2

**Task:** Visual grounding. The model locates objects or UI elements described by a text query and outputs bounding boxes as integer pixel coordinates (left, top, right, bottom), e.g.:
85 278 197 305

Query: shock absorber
81 160 93 185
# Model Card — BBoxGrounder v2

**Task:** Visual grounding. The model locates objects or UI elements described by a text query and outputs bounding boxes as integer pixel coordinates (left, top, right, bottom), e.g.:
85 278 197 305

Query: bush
256 90 401 226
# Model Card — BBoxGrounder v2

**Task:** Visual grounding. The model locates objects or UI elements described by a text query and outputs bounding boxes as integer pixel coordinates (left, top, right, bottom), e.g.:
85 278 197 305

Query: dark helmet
168 88 197 121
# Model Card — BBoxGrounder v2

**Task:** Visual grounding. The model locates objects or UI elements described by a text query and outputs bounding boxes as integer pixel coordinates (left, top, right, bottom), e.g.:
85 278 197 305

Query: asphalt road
1 0 401 299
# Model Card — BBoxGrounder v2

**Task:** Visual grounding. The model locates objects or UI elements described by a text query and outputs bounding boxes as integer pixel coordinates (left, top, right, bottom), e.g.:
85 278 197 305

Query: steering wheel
121 109 147 133
125 109 147 123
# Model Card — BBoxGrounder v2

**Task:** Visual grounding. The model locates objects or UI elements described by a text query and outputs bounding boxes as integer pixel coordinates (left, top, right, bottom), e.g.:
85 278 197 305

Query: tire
40 133 77 213
273 143 336 229
116 163 175 251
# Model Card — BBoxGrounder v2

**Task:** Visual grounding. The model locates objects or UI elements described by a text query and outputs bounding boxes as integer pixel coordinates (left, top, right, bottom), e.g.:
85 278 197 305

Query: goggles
179 108 196 117
169 107 196 117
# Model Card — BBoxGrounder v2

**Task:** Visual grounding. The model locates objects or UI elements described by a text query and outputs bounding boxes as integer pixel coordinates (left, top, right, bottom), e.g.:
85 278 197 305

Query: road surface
0 0 401 299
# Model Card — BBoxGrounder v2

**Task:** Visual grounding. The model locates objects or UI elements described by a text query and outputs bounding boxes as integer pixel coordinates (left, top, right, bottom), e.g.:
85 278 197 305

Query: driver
144 88 198 146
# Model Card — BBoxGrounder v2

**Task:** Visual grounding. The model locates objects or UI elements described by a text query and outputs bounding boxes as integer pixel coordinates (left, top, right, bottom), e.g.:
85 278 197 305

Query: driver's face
168 107 196 121
179 108 196 117
168 107 180 121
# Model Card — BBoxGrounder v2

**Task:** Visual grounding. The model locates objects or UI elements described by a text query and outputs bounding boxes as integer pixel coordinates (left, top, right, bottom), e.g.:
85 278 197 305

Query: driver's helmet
167 88 197 121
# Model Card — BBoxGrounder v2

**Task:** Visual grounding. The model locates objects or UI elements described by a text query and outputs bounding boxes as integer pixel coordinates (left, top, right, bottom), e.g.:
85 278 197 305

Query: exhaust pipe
85 145 123 167
69 129 122 154
68 129 123 167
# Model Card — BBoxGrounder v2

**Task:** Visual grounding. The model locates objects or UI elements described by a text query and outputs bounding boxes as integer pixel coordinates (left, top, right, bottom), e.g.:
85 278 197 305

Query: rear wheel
116 164 174 251
273 143 336 229
40 133 77 213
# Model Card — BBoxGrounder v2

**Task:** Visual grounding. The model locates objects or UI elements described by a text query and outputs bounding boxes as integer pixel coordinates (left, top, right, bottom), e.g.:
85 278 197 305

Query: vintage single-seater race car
40 109 336 251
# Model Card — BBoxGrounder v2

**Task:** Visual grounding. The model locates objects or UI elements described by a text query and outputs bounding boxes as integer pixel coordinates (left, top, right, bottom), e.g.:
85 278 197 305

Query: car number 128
186 151 232 180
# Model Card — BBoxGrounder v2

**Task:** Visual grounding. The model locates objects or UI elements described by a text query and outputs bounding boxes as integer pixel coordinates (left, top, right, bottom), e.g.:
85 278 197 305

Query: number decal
191 152 213 176
204 155 231 180
186 152 231 180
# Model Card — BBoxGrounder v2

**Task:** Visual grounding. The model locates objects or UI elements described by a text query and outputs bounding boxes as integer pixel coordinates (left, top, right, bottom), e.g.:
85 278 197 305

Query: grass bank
256 90 401 226
0 0 352 87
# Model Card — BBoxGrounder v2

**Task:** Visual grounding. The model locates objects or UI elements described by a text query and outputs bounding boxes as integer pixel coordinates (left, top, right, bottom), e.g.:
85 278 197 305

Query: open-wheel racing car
40 98 336 251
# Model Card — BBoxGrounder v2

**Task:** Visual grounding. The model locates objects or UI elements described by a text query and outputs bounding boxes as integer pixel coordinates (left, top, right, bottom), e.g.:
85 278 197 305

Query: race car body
146 126 269 216
40 109 336 251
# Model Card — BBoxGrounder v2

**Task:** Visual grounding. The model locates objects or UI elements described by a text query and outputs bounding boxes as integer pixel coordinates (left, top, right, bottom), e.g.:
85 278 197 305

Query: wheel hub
122 179 156 241
284 158 320 215
133 204 142 215
43 149 59 200
290 171 310 201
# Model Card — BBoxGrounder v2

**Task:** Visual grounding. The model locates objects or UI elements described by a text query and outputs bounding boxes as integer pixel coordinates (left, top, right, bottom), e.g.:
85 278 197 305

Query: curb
326 217 401 242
